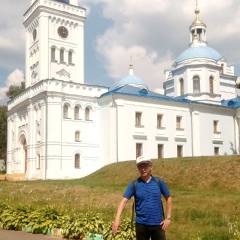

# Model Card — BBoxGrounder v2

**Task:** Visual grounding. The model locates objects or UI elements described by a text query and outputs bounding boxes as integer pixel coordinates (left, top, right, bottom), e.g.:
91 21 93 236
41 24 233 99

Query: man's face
137 162 152 177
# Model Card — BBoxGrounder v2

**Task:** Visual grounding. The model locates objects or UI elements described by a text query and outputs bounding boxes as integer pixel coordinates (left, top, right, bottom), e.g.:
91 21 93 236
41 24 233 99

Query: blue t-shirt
123 176 170 226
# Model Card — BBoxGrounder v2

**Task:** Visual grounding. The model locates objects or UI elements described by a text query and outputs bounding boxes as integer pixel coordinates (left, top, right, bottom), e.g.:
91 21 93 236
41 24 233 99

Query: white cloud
6 69 25 87
0 69 25 103
85 0 240 90
1 0 240 100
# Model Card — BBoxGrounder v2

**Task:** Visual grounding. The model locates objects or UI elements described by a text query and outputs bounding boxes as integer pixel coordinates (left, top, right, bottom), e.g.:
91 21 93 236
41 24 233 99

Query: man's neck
141 175 152 183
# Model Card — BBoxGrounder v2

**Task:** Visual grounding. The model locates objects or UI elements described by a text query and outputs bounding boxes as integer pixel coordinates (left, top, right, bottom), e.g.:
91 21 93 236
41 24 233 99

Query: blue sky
0 0 240 104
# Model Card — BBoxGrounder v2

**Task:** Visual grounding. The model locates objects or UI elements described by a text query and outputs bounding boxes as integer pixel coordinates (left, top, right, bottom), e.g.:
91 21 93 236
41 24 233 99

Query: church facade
6 0 240 179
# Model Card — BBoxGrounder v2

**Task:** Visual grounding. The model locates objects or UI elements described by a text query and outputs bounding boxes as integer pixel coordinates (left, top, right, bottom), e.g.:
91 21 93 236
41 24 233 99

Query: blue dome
176 46 222 63
117 75 146 87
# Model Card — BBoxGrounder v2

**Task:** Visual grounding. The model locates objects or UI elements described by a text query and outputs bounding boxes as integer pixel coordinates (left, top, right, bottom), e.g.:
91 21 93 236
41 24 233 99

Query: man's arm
112 197 129 234
161 195 172 230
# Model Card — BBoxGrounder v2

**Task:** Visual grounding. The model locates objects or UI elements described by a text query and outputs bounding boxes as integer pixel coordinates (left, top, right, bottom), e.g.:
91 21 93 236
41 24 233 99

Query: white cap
136 156 151 165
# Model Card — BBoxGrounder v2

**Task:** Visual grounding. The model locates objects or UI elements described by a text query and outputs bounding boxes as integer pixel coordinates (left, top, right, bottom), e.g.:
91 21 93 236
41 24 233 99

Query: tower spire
129 56 134 76
189 0 207 47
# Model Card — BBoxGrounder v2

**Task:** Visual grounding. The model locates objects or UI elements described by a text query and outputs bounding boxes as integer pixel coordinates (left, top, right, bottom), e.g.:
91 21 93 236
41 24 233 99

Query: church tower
164 0 237 103
24 0 86 88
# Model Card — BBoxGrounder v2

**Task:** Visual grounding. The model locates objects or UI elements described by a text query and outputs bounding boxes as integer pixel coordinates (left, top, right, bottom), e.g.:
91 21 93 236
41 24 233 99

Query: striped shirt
123 176 170 225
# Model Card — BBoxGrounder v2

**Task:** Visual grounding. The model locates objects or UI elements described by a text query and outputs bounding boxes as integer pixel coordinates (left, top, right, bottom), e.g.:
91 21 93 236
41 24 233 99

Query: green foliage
6 81 25 99
0 205 32 230
102 218 135 240
27 206 63 234
0 204 136 239
0 105 7 162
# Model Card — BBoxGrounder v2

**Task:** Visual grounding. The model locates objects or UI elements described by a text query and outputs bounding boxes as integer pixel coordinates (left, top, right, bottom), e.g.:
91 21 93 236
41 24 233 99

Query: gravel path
0 229 61 240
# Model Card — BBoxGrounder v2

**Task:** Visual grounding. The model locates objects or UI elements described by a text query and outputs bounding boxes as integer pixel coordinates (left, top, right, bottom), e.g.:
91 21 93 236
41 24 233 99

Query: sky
0 0 240 104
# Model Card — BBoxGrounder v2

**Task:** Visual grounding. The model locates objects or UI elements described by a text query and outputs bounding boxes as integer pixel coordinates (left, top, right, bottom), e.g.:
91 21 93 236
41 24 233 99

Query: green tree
0 105 7 165
6 81 25 99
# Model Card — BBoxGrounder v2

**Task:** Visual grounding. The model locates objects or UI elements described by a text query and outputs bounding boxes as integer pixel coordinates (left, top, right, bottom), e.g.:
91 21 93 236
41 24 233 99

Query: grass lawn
0 155 240 239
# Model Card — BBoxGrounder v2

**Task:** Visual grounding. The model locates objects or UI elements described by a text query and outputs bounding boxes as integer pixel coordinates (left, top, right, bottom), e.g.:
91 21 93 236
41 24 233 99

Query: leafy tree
0 105 7 165
6 81 25 99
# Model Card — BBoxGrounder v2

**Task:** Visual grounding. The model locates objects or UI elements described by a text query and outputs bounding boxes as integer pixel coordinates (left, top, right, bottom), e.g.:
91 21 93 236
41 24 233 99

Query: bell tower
24 0 86 88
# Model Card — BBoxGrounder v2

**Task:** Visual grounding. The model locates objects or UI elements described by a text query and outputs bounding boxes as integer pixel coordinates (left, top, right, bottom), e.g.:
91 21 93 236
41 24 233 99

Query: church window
85 107 90 121
157 114 163 128
135 112 142 126
63 104 69 118
158 144 164 159
214 147 219 156
75 131 80 141
60 49 65 62
136 143 142 158
36 154 40 169
176 116 182 129
75 154 80 168
177 145 183 157
68 51 73 64
51 47 56 60
193 75 200 93
213 120 219 133
179 78 184 95
74 106 80 119
209 76 214 94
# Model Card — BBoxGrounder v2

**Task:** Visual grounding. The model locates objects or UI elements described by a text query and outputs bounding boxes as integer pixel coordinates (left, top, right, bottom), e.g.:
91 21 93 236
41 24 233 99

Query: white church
6 0 240 180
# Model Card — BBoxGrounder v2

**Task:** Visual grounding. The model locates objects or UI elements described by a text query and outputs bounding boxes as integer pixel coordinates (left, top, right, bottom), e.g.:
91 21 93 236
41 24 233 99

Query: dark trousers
136 223 166 240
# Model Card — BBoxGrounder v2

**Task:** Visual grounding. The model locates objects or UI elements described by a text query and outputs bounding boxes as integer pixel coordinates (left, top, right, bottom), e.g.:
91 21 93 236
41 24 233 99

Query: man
112 156 172 240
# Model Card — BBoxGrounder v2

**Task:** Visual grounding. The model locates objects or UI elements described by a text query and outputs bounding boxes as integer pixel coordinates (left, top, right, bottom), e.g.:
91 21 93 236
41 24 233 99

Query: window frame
158 144 164 159
135 112 142 127
193 75 200 93
157 114 163 128
176 116 182 129
63 104 69 119
136 143 143 159
177 145 183 158
74 153 80 169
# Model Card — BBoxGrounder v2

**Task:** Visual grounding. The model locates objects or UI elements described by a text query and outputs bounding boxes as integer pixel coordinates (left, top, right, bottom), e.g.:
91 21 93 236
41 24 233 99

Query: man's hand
112 220 120 234
160 218 171 231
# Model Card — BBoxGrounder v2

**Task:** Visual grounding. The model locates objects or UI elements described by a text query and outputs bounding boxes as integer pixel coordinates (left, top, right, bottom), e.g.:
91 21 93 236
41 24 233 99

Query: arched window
193 75 200 93
74 106 80 120
68 51 73 64
60 49 64 62
51 47 56 60
63 104 69 118
85 107 90 121
75 131 80 141
75 154 80 169
36 154 40 169
179 78 184 95
209 76 214 94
